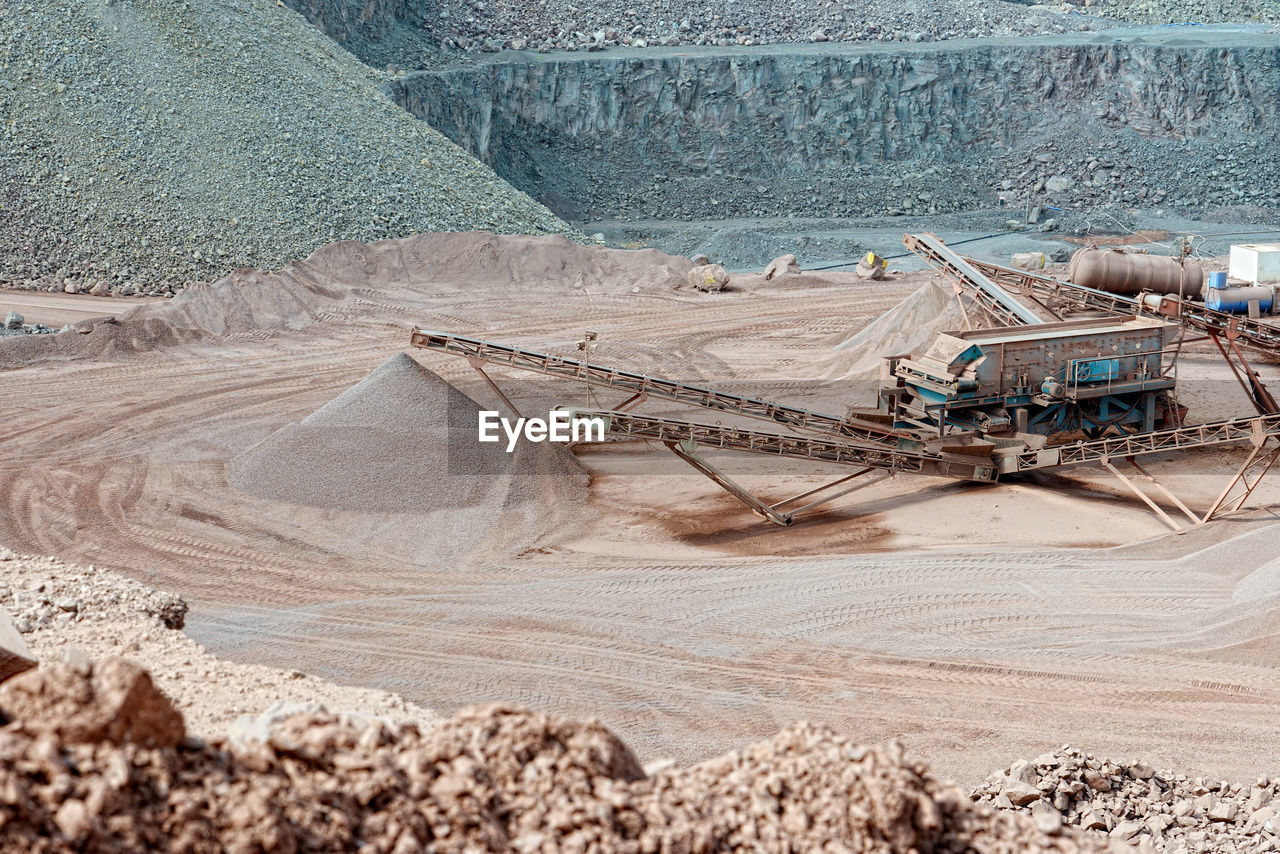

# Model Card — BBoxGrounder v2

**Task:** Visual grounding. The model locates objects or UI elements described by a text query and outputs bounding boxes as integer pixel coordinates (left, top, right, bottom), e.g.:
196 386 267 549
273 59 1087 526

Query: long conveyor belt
964 254 1280 356
566 408 998 481
902 232 1280 356
572 407 1280 477
409 329 907 446
901 233 1056 325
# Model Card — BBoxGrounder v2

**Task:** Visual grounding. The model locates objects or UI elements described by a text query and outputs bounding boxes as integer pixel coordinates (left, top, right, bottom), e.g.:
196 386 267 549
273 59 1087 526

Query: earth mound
822 280 963 378
228 353 587 553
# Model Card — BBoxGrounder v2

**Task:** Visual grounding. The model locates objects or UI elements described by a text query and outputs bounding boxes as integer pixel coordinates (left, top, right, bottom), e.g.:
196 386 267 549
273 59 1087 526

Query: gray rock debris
0 548 187 634
0 0 577 296
975 746 1279 852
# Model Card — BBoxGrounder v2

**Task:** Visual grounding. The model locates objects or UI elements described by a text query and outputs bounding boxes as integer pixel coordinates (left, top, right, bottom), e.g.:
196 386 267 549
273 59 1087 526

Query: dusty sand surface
1 233 1279 787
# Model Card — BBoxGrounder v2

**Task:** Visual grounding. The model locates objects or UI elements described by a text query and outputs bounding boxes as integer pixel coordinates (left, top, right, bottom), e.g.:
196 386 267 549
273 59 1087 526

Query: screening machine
882 316 1180 439
411 235 1280 531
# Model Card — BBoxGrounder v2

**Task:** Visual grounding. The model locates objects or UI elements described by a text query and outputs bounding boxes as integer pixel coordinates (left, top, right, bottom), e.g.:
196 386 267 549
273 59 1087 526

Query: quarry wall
390 34 1280 221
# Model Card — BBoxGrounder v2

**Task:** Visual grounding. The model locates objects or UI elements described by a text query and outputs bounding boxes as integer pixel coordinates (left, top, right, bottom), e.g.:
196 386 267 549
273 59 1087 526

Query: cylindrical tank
1206 286 1273 314
1069 247 1203 298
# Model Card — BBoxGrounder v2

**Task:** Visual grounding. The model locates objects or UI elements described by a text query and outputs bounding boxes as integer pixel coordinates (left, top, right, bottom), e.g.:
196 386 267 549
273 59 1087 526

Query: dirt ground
2 233 1279 787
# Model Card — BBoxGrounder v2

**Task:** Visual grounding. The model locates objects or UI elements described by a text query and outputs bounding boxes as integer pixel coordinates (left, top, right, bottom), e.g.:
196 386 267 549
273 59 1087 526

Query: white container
1229 244 1280 285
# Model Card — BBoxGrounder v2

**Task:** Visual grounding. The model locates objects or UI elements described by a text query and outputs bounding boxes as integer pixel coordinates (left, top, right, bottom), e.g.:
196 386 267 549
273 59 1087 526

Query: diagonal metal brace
1103 458 1184 531
666 440 793 526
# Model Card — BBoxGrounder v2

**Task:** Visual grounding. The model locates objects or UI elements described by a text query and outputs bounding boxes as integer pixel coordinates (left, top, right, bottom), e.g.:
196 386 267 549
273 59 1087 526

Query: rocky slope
313 0 1275 64
0 0 576 297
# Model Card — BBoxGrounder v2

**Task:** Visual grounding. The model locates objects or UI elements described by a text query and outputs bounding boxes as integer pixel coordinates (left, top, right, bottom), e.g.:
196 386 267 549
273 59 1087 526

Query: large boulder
688 264 730 292
0 609 36 684
763 254 800 280
0 657 185 748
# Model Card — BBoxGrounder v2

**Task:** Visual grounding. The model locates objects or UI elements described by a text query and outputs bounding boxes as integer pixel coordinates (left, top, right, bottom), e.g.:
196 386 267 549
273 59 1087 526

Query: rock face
0 658 185 748
391 35 1280 222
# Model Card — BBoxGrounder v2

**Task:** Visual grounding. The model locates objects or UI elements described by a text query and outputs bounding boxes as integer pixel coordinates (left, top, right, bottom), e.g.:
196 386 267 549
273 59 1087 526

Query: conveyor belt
1013 413 1280 472
902 236 1280 358
575 406 1280 476
410 329 906 446
901 233 1054 325
964 255 1280 356
565 408 998 481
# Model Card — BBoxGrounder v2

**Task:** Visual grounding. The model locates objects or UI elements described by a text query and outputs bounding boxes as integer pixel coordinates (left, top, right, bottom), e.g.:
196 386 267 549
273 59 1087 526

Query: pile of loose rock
0 653 1115 852
976 748 1279 852
0 548 187 636
0 311 58 338
0 0 574 296
0 547 439 739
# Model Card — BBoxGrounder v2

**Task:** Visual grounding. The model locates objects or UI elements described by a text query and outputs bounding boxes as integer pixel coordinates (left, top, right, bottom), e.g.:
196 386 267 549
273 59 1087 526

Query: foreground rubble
0 657 1114 852
0 547 439 738
977 748 1280 852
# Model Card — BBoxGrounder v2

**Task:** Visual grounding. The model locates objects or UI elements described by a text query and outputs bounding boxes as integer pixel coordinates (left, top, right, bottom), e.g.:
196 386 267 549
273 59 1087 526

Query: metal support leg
1202 440 1280 522
1210 332 1279 416
778 473 888 518
613 392 647 413
1127 458 1199 525
467 358 522 418
1104 459 1183 531
666 441 793 526
1227 334 1279 414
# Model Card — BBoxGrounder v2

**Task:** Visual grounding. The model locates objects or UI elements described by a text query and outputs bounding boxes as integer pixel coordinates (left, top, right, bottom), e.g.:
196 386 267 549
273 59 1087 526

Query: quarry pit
4 0 1280 850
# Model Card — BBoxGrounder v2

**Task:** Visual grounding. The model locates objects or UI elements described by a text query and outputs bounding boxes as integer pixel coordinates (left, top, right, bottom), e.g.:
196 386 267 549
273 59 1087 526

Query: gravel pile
1073 0 1280 25
423 0 1103 54
0 546 440 738
0 311 59 338
0 0 575 297
0 667 1117 852
976 747 1280 852
824 281 964 379
229 353 589 556
0 548 187 636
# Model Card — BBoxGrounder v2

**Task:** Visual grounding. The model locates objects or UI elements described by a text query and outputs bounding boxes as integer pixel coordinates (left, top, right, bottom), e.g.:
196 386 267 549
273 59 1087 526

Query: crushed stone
0 670 1119 852
0 546 441 740
977 747 1280 852
0 0 576 297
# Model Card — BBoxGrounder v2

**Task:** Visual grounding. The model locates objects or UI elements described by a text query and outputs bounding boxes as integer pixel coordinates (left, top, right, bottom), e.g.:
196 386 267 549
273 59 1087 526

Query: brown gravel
0 660 1119 853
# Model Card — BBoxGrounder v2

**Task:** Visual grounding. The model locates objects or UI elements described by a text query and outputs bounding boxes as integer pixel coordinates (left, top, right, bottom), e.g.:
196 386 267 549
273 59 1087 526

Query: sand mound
0 232 694 370
0 660 1116 852
302 231 694 294
821 280 963 378
229 353 586 553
